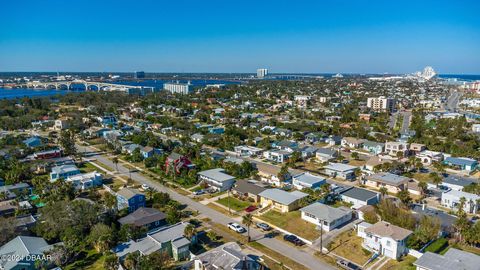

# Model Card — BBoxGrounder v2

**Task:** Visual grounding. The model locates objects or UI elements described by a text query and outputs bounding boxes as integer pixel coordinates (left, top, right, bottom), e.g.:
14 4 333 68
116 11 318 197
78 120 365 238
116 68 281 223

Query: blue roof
445 157 478 167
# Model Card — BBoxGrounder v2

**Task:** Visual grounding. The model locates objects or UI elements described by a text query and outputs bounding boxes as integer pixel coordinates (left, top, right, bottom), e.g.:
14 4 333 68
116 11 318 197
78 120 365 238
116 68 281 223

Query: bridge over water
24 80 154 93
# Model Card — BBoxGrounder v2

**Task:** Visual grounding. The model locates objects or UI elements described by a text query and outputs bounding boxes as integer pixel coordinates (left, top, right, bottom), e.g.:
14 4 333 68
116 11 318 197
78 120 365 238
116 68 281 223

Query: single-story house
258 189 308 213
341 137 364 149
234 145 263 157
292 172 326 190
339 187 380 209
363 156 392 172
360 221 412 260
0 236 55 270
443 157 478 172
118 207 166 230
413 248 479 270
324 163 358 180
50 164 81 181
232 180 267 202
364 172 409 193
442 175 476 191
23 136 42 148
0 183 31 201
113 222 193 262
66 171 103 190
193 242 261 270
140 146 162 159
198 168 236 192
300 202 353 232
123 143 142 155
117 187 146 213
315 148 338 163
272 140 298 152
441 189 480 214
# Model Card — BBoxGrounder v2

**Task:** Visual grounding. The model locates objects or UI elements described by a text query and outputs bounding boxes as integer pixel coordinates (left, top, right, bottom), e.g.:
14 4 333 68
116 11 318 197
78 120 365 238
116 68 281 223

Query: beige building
258 189 308 213
364 172 409 194
367 96 396 112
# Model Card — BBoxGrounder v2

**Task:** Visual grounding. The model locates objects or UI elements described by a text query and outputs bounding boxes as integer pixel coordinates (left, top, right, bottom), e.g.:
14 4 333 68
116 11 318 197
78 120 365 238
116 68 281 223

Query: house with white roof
234 145 263 157
193 242 261 270
66 171 103 190
359 221 412 260
441 189 480 214
263 149 292 163
258 189 308 213
315 148 338 163
292 172 326 190
300 202 353 232
323 163 358 180
50 164 81 181
197 168 236 192
416 150 443 166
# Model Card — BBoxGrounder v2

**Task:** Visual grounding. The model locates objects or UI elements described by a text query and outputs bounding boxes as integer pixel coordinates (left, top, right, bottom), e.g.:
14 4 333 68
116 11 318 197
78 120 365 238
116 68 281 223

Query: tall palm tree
112 156 119 172
379 187 388 198
184 224 197 241
418 181 428 197
429 172 442 187
242 214 253 242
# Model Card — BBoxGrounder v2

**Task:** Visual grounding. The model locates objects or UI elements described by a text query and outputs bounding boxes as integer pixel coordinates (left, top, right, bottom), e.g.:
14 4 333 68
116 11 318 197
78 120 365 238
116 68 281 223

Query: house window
386 240 391 247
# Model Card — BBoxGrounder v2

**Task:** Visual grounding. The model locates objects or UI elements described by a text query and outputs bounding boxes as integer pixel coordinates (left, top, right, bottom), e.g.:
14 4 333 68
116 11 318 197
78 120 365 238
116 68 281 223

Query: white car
228 222 246 233
141 184 150 190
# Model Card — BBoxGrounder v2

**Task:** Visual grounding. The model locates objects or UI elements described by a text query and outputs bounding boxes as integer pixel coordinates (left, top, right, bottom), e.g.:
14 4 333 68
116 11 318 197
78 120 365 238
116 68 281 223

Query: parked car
228 222 246 233
141 184 150 190
283 234 305 246
193 189 205 195
256 222 271 231
245 205 257 213
337 259 361 270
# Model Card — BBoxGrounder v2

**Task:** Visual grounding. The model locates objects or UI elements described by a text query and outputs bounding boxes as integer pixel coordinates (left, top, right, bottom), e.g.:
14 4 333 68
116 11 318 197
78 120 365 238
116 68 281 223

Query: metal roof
198 168 235 182
300 202 352 223
258 189 308 205
414 248 480 270
340 187 379 202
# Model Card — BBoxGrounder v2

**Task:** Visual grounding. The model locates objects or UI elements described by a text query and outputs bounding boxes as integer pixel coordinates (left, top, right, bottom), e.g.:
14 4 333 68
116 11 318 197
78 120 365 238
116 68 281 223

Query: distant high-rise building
367 96 396 112
164 81 193 95
257 68 268 78
134 71 145 79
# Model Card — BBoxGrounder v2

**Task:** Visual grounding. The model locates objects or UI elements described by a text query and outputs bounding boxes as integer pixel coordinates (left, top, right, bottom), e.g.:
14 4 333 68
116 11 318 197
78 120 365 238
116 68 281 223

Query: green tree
351 152 359 160
379 187 388 198
103 252 119 270
184 224 196 240
429 172 442 187
112 156 119 172
59 129 77 156
88 223 115 253
397 190 412 205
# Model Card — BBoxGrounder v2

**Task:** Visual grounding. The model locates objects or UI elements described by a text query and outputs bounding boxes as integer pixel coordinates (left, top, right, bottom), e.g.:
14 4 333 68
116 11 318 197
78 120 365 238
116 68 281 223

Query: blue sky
1 0 479 73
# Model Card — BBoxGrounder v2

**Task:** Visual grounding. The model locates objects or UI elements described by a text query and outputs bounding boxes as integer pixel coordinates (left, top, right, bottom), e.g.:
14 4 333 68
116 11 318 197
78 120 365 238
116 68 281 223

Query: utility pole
320 220 323 255
228 188 231 215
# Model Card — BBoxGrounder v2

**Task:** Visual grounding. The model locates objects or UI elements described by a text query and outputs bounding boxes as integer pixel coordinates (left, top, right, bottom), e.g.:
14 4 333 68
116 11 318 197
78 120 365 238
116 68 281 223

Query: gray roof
113 222 190 258
118 207 166 227
293 173 326 185
194 242 258 270
51 164 79 174
324 163 357 172
0 236 53 270
340 187 379 202
363 141 384 148
414 248 480 270
233 180 266 196
258 189 308 205
316 148 337 156
198 168 235 182
367 172 409 186
443 175 476 187
411 204 457 230
300 202 352 223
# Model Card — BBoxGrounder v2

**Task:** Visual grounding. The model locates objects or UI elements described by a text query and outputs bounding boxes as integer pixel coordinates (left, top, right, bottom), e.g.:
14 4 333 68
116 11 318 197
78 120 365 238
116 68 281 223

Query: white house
315 148 338 163
442 175 476 191
300 202 353 232
360 221 412 260
263 149 292 163
66 171 103 190
234 145 263 157
385 141 409 157
50 164 81 182
197 168 236 192
292 172 326 190
416 150 443 166
324 163 358 180
441 190 480 214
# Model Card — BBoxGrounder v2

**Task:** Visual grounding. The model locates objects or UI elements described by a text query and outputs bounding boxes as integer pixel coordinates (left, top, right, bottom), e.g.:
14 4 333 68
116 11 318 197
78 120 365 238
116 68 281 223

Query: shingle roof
0 236 52 270
258 189 308 205
414 248 480 270
118 207 166 227
300 202 352 223
233 180 266 196
117 187 144 200
340 187 379 202
324 163 357 172
364 221 412 240
443 175 476 187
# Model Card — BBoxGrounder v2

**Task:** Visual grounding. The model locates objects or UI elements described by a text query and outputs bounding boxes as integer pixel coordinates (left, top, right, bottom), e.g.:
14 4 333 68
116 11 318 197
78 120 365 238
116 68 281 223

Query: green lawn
259 210 321 241
216 196 251 211
424 238 448 254
79 162 99 173
380 255 416 270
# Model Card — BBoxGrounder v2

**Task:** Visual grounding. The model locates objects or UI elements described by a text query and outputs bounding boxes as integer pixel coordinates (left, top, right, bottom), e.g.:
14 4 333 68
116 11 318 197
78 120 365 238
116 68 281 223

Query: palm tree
418 181 428 196
379 187 388 198
242 214 253 242
429 172 442 187
112 156 119 172
184 224 196 241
